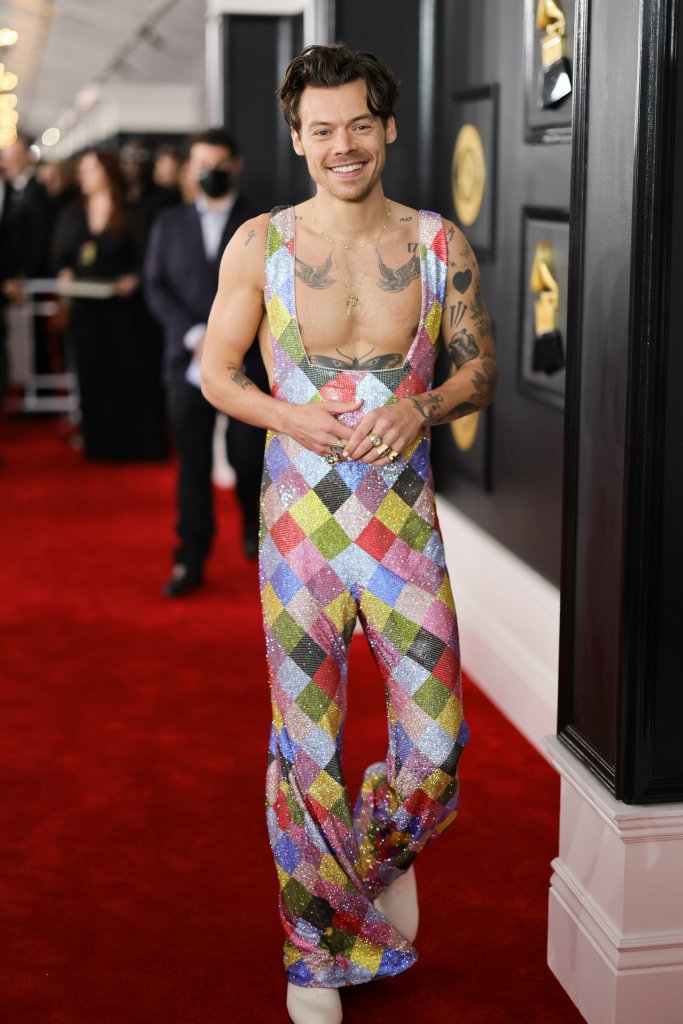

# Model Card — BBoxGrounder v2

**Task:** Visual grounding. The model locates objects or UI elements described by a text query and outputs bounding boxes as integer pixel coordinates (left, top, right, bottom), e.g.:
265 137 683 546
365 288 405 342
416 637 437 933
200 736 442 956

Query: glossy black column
559 0 683 803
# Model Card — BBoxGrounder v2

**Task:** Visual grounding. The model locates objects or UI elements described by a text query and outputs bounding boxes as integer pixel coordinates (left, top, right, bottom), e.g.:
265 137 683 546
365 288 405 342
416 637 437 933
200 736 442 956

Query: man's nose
332 130 356 153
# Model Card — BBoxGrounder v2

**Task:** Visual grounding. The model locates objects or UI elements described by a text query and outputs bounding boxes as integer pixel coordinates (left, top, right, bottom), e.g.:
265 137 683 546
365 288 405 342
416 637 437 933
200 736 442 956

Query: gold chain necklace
311 197 392 251
311 198 391 315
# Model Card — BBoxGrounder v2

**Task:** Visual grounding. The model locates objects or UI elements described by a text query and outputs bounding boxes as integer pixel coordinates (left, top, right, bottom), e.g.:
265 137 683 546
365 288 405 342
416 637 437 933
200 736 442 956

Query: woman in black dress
53 149 166 460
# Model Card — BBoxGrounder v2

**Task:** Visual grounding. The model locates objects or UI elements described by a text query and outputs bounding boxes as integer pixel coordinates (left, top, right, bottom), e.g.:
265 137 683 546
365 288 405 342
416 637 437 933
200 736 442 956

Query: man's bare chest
293 239 423 371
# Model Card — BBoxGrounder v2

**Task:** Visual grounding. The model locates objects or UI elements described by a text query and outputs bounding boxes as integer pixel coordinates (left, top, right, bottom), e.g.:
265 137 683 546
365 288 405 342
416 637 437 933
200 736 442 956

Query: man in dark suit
145 128 267 597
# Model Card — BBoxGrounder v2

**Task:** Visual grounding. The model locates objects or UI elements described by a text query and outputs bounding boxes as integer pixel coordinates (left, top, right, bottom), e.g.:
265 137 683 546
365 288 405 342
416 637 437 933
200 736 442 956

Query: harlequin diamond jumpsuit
260 205 469 989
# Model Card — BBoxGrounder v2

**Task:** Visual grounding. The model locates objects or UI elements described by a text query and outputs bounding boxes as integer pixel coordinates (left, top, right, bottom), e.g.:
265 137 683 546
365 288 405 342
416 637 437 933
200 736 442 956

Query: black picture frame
518 206 570 409
524 0 575 143
449 84 499 263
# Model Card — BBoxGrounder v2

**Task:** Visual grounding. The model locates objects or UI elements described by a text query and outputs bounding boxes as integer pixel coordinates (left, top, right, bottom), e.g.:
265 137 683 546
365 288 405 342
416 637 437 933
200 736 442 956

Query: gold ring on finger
329 440 345 454
369 434 383 447
374 442 390 457
325 452 340 466
386 448 400 462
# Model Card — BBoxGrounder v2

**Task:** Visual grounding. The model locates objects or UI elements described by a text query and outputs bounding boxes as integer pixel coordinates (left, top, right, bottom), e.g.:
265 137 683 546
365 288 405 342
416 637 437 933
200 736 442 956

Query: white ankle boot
373 865 419 943
286 983 343 1024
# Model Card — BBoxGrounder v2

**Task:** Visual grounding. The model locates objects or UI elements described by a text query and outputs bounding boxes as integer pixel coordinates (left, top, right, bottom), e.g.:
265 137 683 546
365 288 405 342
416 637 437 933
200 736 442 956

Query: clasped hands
285 397 424 466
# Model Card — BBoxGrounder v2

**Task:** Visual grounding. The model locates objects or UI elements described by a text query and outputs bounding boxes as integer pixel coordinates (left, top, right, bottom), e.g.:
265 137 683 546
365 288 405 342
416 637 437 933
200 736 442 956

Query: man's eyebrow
307 114 374 128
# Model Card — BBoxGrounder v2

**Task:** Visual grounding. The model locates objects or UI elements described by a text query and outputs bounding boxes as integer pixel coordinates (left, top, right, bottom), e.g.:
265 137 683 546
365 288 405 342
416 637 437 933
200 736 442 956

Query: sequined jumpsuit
260 205 468 989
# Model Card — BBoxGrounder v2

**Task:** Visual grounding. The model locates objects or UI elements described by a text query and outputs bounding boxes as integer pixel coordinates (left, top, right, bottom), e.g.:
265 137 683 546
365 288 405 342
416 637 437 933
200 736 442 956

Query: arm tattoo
376 250 421 292
448 328 480 369
410 393 444 422
470 284 493 337
430 401 479 425
244 230 256 247
471 352 498 401
225 363 255 390
452 269 473 294
308 347 403 370
449 301 468 328
294 253 336 289
426 353 498 425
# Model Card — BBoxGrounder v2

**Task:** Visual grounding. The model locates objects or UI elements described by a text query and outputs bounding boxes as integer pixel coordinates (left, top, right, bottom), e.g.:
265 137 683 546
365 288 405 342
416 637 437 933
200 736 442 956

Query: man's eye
355 124 371 131
314 130 330 137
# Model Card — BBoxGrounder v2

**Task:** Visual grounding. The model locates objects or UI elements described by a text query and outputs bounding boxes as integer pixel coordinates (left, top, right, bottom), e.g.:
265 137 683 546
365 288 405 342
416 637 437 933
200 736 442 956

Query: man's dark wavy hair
280 43 399 132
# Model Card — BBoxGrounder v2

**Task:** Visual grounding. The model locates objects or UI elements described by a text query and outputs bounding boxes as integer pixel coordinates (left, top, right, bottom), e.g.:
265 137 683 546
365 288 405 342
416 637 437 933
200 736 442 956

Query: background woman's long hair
81 149 131 239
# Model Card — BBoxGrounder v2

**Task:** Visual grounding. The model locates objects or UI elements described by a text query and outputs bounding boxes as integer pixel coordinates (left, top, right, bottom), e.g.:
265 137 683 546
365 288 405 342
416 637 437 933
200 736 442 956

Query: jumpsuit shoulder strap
418 210 449 312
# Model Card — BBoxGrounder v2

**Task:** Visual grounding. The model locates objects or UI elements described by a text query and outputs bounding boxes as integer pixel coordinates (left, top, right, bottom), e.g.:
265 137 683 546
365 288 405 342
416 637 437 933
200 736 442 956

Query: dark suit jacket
144 195 261 386
5 175 52 278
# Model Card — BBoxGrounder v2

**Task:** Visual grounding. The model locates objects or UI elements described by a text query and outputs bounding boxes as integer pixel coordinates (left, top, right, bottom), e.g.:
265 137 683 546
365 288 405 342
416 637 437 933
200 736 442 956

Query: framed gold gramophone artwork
449 84 499 262
518 207 569 408
524 0 575 143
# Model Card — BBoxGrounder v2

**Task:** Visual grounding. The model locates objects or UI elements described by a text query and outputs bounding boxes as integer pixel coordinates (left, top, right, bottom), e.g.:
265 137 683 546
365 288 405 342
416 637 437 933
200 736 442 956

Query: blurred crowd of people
0 130 267 594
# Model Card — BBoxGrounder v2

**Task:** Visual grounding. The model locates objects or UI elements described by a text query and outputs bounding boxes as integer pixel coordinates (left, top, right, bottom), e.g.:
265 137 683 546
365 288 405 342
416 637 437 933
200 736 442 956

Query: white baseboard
546 737 683 1024
436 498 560 758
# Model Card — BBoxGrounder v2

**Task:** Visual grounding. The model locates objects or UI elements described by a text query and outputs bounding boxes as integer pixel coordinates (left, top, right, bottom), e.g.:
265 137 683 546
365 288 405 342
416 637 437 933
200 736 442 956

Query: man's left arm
412 221 498 426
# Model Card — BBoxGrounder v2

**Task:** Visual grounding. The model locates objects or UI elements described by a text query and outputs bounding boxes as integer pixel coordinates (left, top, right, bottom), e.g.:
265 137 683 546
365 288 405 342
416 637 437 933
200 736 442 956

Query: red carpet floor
0 418 583 1024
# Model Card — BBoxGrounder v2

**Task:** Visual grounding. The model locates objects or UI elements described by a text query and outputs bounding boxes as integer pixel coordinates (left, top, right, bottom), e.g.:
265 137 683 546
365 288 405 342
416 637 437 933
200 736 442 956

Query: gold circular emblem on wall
451 124 486 227
451 409 480 452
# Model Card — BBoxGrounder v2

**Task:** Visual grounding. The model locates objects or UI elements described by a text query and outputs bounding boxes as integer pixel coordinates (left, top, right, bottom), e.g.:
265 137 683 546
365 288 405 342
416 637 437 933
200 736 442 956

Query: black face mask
198 168 232 199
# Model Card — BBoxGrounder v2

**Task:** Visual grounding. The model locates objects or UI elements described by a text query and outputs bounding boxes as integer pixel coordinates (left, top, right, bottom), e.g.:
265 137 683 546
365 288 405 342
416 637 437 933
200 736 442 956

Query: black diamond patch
324 753 345 786
302 895 334 931
440 742 463 778
392 465 424 508
314 473 353 514
407 627 447 672
289 636 328 676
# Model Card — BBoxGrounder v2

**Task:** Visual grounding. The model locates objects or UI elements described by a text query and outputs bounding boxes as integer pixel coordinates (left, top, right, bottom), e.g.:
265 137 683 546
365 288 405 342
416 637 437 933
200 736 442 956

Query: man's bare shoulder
440 217 475 263
387 200 419 226
220 213 271 285
229 212 271 251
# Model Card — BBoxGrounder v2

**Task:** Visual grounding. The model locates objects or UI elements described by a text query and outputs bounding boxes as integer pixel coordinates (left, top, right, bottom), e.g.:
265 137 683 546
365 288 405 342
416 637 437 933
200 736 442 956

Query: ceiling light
0 71 18 90
0 126 17 147
0 29 19 47
0 93 16 110
42 127 60 146
0 109 18 126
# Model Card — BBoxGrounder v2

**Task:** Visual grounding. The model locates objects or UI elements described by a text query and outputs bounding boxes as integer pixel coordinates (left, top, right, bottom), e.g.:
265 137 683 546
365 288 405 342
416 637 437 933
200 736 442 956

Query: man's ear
384 116 397 145
291 128 305 156
231 154 245 179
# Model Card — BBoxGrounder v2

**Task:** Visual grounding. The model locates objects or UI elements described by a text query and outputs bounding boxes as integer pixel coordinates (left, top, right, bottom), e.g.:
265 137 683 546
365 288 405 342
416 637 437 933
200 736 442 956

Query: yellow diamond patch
290 489 330 534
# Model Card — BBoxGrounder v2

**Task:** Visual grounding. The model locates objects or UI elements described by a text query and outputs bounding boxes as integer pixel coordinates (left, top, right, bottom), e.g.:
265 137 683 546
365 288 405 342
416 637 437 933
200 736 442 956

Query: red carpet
0 418 582 1024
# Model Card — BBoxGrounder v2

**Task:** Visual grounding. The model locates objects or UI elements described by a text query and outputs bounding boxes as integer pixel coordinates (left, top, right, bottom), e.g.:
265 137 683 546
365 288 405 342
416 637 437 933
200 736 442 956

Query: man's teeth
331 163 363 174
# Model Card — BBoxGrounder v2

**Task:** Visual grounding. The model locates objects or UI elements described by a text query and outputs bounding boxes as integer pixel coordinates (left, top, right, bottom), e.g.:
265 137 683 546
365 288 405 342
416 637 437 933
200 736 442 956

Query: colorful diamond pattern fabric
260 205 469 989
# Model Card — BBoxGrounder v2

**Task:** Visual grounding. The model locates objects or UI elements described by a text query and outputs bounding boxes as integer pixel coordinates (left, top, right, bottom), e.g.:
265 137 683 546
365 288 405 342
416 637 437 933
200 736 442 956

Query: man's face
291 78 396 203
188 143 242 184
2 140 32 182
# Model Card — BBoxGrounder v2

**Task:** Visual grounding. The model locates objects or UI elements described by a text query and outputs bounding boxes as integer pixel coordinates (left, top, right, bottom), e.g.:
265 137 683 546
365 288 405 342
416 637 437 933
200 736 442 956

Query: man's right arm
201 216 361 452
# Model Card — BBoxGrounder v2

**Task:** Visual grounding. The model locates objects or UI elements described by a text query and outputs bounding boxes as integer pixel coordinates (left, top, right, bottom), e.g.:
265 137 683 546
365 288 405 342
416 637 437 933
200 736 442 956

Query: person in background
152 143 183 203
145 128 267 597
120 137 180 248
53 149 167 461
1 134 51 285
1 135 54 382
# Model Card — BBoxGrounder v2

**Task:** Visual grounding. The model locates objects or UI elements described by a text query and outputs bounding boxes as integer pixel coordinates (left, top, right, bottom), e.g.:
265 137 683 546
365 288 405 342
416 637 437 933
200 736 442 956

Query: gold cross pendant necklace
311 198 391 316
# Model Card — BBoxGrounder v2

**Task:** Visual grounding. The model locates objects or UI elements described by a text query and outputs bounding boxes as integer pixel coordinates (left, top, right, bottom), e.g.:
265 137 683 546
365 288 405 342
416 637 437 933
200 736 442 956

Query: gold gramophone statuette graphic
530 241 565 375
536 0 572 109
451 123 486 227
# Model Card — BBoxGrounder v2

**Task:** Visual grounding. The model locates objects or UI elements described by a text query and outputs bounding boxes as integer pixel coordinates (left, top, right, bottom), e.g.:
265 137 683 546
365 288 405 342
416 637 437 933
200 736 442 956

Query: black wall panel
334 0 421 206
432 0 570 587
223 15 308 209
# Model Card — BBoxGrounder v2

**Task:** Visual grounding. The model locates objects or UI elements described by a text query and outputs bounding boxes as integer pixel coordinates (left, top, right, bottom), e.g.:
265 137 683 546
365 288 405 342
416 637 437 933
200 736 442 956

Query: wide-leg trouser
261 531 468 989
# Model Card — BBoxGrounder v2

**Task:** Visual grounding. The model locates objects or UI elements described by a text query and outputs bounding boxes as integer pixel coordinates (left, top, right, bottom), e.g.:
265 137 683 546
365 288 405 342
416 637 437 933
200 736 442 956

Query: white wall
436 498 561 759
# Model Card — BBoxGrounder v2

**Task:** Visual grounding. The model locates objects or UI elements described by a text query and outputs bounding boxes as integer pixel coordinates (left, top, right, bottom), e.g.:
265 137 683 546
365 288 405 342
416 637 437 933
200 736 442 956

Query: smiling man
201 44 497 1024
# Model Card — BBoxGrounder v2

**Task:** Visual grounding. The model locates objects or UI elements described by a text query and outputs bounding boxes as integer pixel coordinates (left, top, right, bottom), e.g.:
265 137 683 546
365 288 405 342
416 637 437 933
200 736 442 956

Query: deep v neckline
290 207 427 375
